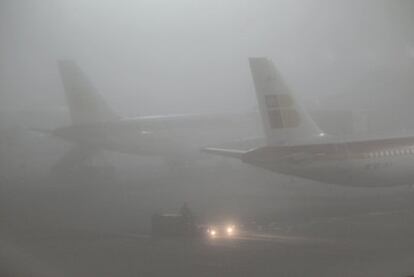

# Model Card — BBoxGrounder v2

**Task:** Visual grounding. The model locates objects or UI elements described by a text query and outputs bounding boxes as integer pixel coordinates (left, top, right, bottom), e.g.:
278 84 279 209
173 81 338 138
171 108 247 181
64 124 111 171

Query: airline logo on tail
249 57 322 146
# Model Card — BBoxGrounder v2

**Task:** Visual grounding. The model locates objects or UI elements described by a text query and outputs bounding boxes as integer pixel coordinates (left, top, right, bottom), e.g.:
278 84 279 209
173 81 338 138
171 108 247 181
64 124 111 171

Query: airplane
204 57 414 187
50 60 257 171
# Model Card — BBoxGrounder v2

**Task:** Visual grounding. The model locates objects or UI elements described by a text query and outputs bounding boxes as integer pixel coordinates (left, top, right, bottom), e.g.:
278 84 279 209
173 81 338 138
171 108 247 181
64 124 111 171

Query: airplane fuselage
51 113 248 159
243 137 414 187
53 123 197 157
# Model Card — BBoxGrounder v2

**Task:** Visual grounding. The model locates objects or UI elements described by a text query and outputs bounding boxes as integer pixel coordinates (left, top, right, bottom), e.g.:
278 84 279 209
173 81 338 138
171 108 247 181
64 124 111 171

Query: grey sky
1 0 414 115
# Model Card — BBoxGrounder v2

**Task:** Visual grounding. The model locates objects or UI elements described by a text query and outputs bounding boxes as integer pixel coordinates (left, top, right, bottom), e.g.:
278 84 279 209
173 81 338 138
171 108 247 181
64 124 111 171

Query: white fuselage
51 113 254 159
242 138 414 187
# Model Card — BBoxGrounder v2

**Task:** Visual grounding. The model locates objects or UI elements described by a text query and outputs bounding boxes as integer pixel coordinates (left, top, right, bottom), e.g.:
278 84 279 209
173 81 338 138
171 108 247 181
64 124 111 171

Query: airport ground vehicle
150 213 202 238
150 205 237 239
151 214 238 239
205 224 237 238
150 203 203 238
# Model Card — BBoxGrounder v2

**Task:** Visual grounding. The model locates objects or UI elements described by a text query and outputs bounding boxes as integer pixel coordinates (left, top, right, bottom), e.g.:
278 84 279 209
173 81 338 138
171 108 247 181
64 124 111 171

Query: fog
2 1 414 276
2 1 414 113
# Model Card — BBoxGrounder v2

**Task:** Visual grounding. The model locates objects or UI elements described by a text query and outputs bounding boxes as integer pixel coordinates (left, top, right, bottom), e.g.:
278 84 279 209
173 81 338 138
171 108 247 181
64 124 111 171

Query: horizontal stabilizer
202 147 246 159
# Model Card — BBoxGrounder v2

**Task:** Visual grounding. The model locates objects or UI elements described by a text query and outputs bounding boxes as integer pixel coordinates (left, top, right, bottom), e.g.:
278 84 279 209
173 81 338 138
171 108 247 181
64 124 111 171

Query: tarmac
1 165 414 276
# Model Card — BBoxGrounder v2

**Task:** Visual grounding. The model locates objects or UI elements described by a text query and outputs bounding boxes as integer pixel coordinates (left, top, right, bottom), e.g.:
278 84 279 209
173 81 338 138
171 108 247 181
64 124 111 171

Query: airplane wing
124 111 257 130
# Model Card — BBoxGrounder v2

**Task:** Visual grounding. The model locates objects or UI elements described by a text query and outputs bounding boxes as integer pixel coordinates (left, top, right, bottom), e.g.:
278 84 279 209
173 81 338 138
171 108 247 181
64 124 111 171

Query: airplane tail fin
249 57 323 146
58 60 120 125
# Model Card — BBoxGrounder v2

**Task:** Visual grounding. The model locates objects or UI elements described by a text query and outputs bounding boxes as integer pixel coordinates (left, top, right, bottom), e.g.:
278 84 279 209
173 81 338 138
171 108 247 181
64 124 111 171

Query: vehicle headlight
226 225 235 236
208 229 217 238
